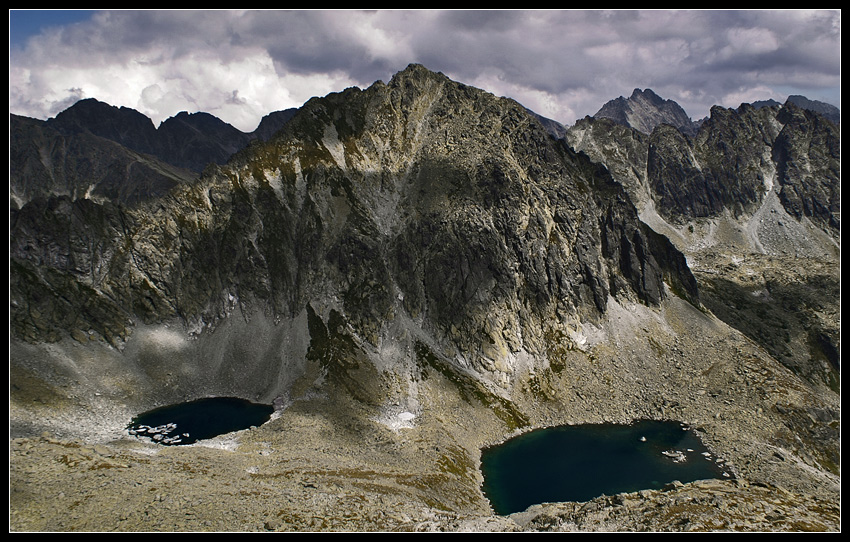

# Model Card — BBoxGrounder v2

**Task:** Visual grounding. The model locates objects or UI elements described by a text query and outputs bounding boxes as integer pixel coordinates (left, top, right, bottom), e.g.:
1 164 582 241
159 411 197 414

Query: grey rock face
647 103 781 224
773 103 841 236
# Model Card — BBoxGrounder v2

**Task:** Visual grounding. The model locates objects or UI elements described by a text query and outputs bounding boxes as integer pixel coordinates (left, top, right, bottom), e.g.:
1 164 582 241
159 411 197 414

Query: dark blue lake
480 420 732 515
127 397 274 445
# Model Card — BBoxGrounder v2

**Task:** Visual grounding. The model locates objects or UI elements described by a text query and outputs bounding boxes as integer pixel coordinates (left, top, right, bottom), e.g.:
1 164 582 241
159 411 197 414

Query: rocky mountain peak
785 95 840 125
595 88 698 137
48 97 161 154
630 87 662 104
41 97 294 173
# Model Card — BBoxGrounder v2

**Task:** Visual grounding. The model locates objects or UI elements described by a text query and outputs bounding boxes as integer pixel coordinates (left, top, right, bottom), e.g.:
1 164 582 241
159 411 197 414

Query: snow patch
374 407 418 432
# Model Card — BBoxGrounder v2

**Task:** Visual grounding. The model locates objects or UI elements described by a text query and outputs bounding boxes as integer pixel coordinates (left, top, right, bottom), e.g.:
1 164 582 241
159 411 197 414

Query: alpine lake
127 397 274 446
480 420 733 515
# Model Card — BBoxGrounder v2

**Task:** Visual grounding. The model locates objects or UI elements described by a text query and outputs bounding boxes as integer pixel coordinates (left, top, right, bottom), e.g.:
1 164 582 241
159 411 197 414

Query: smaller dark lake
480 420 732 515
127 397 274 445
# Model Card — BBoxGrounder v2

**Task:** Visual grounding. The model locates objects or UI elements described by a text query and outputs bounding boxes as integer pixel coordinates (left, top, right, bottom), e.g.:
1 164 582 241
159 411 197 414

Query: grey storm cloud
9 10 840 132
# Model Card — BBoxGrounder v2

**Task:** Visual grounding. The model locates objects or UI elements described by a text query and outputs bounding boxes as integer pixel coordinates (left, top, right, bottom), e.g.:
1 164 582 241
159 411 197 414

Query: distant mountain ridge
752 95 840 125
590 88 839 139
10 100 297 208
10 112 197 208
45 98 297 172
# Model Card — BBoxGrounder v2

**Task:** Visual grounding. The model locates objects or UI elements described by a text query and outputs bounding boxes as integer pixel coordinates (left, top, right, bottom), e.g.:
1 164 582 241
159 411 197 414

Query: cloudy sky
9 9 841 133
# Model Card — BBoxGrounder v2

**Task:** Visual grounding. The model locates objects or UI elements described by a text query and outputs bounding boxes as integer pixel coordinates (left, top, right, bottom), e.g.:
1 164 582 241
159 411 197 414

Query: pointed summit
595 88 697 137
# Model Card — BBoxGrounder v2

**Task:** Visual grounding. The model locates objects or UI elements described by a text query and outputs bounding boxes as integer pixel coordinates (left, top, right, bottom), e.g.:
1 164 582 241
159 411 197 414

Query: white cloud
722 27 780 59
8 10 841 130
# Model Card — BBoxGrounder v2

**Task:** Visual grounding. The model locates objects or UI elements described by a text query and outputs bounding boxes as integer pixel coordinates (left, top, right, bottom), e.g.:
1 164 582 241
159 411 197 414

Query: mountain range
9 64 840 532
10 99 296 208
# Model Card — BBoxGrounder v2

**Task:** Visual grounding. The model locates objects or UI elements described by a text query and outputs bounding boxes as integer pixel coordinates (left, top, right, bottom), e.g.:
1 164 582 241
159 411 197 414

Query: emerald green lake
127 397 274 445
480 420 732 515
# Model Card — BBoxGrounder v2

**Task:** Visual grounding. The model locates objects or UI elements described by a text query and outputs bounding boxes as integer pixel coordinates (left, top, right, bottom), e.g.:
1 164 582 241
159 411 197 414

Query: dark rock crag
10 99 297 209
593 88 699 138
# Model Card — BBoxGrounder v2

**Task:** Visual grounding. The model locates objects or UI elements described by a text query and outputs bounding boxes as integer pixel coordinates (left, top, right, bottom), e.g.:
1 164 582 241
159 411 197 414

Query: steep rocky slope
11 64 698 381
9 65 840 532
